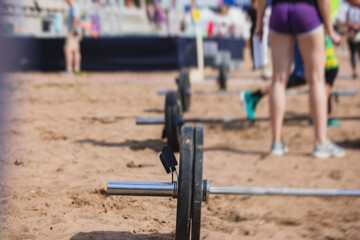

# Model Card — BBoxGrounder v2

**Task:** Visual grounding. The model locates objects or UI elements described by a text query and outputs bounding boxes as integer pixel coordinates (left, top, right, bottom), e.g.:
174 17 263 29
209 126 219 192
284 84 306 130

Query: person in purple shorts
255 0 345 158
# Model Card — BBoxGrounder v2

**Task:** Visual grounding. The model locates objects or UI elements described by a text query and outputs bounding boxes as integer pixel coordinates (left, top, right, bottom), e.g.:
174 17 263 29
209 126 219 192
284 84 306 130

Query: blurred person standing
125 0 136 8
52 10 64 35
256 0 345 158
346 4 360 79
64 0 82 74
245 0 258 69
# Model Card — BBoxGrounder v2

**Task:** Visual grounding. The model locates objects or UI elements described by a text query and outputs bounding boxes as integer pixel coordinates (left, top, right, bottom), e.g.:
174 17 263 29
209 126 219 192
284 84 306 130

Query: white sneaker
270 142 289 156
313 139 346 158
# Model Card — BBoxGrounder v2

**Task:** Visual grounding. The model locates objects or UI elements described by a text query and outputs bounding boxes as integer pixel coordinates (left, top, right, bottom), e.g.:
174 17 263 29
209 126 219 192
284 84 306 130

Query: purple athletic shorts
269 2 323 35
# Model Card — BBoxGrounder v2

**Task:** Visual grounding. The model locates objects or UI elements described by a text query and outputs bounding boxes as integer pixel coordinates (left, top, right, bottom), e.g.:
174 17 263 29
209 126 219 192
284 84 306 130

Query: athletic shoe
308 119 341 127
270 142 289 156
327 119 340 127
313 139 346 158
240 91 260 120
261 69 272 80
308 119 313 126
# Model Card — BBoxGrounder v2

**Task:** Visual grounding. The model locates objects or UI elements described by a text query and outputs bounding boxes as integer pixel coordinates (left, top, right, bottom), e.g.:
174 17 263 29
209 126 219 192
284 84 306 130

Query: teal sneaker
308 119 341 127
308 119 313 126
327 119 340 127
240 91 260 120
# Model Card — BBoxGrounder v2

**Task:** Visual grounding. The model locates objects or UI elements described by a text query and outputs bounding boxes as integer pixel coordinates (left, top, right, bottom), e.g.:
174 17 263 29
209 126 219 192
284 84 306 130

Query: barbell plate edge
175 125 194 240
191 125 204 240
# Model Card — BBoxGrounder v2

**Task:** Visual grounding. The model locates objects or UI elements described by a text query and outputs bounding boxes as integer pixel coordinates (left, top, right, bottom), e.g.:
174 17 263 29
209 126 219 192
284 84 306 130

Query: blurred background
2 0 252 37
1 1 360 240
0 0 255 71
0 0 353 72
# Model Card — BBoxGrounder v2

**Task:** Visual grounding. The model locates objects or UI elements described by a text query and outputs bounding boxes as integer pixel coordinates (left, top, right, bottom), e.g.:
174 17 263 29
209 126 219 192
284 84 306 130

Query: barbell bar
173 67 229 112
108 182 360 198
157 88 357 96
208 187 360 196
107 125 360 240
164 68 356 113
137 115 349 125
137 91 359 151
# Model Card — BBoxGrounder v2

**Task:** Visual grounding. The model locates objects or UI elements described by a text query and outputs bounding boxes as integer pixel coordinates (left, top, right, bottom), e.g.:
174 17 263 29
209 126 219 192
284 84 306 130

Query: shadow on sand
143 108 164 114
205 146 267 157
81 116 131 124
73 139 165 152
70 231 173 240
336 138 360 150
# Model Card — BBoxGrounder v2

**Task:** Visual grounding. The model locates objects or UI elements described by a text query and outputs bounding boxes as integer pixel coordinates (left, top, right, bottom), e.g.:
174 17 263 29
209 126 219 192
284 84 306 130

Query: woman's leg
269 31 294 143
64 49 73 73
347 39 357 77
297 27 327 144
356 42 360 77
74 50 81 73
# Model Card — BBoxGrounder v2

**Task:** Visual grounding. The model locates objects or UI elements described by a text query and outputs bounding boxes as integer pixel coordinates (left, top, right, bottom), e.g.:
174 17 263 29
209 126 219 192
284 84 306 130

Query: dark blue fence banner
4 36 245 72
224 0 251 7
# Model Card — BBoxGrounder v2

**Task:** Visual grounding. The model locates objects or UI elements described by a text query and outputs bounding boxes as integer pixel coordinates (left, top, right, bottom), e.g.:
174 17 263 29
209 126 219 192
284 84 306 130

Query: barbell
107 125 360 240
158 88 357 98
161 69 357 113
173 67 229 112
137 91 357 151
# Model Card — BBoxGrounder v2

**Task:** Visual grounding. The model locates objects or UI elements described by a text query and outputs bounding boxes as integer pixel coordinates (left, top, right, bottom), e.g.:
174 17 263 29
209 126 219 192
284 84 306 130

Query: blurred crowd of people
179 3 252 39
60 0 360 82
40 0 254 39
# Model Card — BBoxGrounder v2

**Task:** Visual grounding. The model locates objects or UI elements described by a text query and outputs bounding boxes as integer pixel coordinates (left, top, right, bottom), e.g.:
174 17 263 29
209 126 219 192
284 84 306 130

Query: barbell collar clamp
203 180 210 203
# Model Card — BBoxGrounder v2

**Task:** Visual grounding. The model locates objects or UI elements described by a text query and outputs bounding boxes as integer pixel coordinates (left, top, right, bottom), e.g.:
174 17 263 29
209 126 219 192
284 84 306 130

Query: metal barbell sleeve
136 116 185 125
136 118 166 125
107 181 176 197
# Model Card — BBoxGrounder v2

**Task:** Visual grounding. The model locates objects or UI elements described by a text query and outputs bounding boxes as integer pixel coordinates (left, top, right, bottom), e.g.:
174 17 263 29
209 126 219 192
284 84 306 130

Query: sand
0 49 359 240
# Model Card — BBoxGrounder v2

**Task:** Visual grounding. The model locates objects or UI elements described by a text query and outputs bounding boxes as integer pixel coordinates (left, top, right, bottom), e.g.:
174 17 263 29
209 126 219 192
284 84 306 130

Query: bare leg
347 40 357 77
260 84 270 96
325 84 331 99
297 27 327 144
74 50 81 73
269 32 295 142
64 49 73 73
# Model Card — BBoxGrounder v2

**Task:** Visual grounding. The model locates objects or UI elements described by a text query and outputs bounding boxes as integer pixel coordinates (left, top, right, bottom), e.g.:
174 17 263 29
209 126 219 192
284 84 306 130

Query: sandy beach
0 49 359 240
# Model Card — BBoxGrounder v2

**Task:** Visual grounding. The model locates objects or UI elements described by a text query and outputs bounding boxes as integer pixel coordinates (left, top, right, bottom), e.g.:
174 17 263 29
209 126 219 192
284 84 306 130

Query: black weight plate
218 63 228 90
165 91 183 152
185 72 191 111
176 125 194 240
179 69 191 112
191 125 204 240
